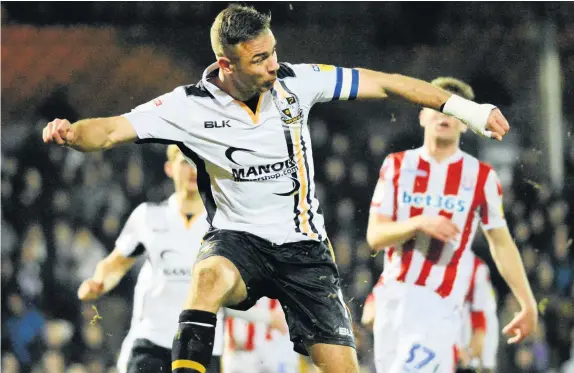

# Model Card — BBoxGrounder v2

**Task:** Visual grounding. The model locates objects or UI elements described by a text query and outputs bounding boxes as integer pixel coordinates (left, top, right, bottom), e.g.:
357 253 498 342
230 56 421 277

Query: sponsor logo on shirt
402 191 468 213
159 249 192 279
204 120 231 129
225 147 300 196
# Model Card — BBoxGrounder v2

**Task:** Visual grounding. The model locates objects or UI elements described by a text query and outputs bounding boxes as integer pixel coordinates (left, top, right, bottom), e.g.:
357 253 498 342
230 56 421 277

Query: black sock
172 310 217 372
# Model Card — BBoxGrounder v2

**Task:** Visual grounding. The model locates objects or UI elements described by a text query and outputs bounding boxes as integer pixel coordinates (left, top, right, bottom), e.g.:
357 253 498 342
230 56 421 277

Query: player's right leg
270 238 360 373
172 229 265 373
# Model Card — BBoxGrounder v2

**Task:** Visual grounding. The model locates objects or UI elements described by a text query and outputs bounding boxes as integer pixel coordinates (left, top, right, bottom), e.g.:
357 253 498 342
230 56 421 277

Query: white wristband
442 95 496 138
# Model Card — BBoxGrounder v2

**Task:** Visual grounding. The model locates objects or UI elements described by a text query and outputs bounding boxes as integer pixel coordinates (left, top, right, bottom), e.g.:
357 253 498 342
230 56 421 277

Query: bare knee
195 264 220 291
185 256 247 312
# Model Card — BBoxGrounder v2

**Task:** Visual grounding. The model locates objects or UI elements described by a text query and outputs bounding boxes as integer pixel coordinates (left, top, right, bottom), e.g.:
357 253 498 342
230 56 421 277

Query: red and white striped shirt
369 147 506 309
225 297 287 352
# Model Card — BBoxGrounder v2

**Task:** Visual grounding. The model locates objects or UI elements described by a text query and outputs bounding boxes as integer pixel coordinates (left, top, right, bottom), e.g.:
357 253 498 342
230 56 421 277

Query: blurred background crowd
1 3 573 373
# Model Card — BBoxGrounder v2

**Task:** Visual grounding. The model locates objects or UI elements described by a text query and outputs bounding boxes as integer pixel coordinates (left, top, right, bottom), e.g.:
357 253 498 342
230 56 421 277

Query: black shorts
196 228 356 356
127 339 221 373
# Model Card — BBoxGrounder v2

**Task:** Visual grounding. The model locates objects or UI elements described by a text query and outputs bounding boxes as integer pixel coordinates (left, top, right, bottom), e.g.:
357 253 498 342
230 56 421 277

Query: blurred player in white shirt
366 77 536 373
456 255 499 373
77 145 286 373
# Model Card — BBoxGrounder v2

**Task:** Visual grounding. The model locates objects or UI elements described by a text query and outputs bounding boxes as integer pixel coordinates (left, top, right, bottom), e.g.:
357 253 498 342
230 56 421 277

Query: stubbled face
227 29 279 95
419 107 466 145
166 152 198 194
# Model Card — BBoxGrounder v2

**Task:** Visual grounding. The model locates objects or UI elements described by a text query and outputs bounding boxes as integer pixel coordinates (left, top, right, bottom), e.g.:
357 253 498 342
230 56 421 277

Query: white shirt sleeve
115 203 147 257
480 168 507 231
370 155 396 218
290 63 360 105
122 87 189 143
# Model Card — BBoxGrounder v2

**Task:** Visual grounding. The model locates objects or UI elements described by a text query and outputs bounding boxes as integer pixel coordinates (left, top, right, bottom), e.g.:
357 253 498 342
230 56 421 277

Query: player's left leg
307 344 359 373
271 238 359 373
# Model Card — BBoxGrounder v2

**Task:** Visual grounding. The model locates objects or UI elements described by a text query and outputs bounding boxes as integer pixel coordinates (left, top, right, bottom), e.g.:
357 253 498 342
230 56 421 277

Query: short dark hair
210 4 271 58
431 77 475 101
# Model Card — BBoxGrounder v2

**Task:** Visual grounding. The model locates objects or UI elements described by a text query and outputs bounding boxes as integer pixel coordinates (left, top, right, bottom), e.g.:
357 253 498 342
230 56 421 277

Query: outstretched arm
77 249 136 301
43 117 137 152
355 69 510 141
42 88 188 152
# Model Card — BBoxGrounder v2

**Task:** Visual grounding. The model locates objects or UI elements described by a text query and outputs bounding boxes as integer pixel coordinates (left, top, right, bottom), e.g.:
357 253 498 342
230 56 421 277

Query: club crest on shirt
271 85 303 125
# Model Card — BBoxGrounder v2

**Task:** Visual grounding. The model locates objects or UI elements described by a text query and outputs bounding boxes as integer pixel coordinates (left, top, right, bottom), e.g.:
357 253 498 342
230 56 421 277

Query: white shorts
373 284 459 373
223 343 299 373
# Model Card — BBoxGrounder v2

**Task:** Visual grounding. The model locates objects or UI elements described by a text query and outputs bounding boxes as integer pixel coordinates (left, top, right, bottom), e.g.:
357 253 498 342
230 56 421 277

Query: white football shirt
123 63 360 244
115 194 224 353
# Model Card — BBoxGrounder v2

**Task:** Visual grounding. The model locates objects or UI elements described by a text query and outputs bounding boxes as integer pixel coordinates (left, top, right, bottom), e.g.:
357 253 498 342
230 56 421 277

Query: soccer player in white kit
223 297 300 373
42 5 511 373
456 255 499 373
366 77 536 373
77 145 287 373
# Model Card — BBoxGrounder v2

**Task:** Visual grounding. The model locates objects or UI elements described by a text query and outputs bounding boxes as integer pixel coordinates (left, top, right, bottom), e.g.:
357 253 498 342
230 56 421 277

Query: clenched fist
485 108 510 141
42 118 75 145
77 279 104 301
